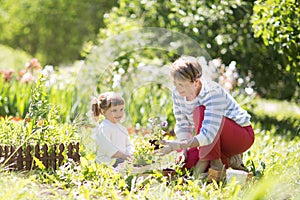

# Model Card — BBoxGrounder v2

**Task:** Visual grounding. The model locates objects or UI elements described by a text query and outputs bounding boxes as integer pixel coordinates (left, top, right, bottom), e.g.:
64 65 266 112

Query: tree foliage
252 0 300 82
0 0 117 65
96 0 298 100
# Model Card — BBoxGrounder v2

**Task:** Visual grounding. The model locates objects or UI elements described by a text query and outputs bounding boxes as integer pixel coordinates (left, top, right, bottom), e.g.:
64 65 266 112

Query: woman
159 56 255 181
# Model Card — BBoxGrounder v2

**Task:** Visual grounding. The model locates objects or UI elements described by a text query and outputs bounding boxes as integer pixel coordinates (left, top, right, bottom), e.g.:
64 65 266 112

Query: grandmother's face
173 78 196 98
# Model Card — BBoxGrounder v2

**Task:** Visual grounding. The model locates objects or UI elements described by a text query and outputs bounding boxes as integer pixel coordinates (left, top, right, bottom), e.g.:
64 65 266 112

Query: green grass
250 98 300 139
1 77 300 199
252 98 300 119
1 129 299 199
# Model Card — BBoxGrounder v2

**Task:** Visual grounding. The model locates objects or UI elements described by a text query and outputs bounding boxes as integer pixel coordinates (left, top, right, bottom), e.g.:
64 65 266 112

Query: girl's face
103 104 125 123
173 78 201 100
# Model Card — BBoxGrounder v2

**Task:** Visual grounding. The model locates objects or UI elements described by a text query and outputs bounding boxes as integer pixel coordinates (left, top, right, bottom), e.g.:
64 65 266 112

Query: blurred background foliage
252 0 299 81
0 0 299 123
96 0 299 100
0 0 117 65
0 0 298 100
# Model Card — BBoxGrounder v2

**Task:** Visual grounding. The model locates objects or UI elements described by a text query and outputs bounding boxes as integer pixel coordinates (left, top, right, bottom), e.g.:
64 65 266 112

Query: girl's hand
113 151 132 161
125 155 132 162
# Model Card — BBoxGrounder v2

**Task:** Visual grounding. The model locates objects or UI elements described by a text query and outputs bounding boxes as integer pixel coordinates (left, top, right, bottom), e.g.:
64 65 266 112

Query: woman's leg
219 119 255 167
191 106 255 168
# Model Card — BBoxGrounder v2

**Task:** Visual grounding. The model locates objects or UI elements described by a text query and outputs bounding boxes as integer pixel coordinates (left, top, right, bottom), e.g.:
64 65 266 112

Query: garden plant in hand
147 117 168 150
132 137 155 167
132 117 168 167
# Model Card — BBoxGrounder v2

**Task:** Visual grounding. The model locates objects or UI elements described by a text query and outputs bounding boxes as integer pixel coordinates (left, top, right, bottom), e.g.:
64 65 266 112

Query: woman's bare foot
208 159 226 182
193 160 209 179
228 154 249 172
210 158 225 171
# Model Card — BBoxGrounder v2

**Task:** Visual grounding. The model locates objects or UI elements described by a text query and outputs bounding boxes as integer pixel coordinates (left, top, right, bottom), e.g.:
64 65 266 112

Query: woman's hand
176 148 187 164
157 140 187 156
157 137 200 156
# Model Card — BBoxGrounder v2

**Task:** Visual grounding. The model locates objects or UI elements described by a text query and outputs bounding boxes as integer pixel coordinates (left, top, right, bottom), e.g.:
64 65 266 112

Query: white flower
228 61 236 70
238 78 244 85
135 123 141 130
42 65 54 77
245 87 254 95
112 74 121 88
118 68 125 74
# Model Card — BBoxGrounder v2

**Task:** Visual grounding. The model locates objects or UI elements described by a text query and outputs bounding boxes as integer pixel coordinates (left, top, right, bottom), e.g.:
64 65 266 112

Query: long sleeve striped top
172 78 251 146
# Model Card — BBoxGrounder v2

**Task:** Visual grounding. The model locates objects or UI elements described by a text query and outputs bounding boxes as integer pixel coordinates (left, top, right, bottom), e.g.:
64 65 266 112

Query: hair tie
92 97 98 105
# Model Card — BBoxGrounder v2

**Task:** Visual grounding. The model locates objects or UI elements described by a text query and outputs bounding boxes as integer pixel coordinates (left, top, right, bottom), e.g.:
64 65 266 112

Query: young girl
159 56 255 181
92 92 134 167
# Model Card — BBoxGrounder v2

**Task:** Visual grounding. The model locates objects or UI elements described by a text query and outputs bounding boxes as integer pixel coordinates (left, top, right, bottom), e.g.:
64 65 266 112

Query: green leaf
33 156 45 170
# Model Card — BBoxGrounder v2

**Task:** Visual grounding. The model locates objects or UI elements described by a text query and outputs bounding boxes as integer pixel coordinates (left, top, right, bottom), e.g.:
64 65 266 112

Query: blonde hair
171 56 202 82
92 92 124 118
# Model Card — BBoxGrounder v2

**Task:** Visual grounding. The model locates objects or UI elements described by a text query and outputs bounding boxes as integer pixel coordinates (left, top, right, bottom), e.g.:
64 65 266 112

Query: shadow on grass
249 111 300 139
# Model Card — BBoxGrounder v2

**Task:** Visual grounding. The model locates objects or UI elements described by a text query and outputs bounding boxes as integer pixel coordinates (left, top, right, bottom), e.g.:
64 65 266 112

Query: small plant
147 117 168 150
132 117 168 166
132 137 155 167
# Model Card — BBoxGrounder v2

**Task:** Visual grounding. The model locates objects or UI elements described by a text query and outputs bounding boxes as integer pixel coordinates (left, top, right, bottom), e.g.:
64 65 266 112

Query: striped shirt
172 78 251 146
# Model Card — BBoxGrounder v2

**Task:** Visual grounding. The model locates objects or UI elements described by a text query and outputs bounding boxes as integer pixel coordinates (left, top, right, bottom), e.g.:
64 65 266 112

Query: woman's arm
194 87 225 146
172 90 194 140
159 137 200 155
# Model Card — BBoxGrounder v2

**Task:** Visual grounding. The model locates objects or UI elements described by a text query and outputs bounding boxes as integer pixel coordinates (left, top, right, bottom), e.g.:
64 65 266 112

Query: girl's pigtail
98 95 109 115
91 97 100 118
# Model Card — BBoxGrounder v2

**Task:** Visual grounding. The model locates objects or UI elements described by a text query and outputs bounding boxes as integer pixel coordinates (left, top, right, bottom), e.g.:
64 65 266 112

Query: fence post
34 145 40 170
58 144 64 166
50 144 57 169
67 143 80 163
74 143 80 163
25 145 32 170
17 147 24 170
42 144 49 169
4 146 9 167
0 146 3 163
10 146 16 169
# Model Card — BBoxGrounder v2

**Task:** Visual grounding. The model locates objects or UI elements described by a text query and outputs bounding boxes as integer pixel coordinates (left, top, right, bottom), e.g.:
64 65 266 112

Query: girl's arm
112 151 131 160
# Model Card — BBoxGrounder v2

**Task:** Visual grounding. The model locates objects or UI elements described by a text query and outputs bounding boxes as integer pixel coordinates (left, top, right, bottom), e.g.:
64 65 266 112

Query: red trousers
184 106 255 169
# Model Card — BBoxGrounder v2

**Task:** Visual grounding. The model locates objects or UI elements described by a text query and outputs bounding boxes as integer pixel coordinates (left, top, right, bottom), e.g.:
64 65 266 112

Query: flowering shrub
198 56 256 97
0 58 82 122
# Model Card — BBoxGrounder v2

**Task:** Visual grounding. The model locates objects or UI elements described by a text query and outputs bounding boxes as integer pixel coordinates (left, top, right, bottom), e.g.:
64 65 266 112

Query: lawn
1 58 299 199
0 98 299 199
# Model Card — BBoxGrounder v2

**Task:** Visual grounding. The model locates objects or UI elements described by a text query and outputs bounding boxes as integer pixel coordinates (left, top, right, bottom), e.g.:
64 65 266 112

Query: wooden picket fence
0 143 80 171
